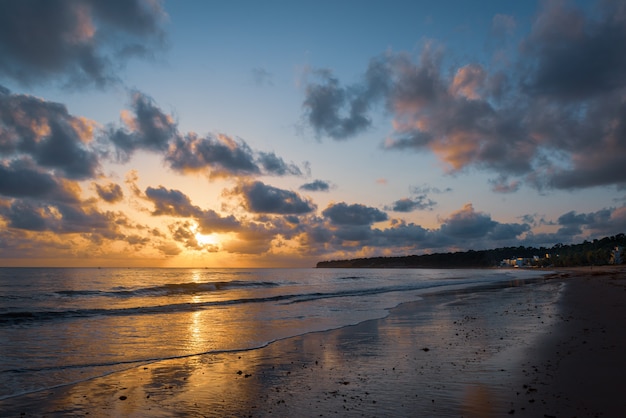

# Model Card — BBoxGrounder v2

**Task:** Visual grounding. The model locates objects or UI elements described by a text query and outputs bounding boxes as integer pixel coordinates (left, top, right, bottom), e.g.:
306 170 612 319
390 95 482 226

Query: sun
195 231 219 247
188 222 220 248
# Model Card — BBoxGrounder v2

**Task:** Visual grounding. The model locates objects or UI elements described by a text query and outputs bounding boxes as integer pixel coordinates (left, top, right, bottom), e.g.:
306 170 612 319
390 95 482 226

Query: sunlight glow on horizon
0 0 624 267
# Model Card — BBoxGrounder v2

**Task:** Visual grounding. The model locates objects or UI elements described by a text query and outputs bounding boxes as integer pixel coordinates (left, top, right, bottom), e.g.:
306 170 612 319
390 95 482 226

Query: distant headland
316 234 625 269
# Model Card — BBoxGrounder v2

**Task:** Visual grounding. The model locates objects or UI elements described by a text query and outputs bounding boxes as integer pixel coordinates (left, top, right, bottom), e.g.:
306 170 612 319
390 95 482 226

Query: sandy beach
1 267 625 417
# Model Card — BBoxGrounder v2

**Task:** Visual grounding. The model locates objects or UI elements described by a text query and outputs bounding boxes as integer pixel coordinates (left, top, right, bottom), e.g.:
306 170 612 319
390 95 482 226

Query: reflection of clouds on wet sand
462 384 496 417
0 280 565 416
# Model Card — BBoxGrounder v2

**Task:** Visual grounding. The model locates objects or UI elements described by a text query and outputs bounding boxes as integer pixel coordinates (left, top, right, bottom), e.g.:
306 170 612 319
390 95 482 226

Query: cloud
411 185 452 195
144 185 240 232
489 175 521 193
158 242 181 257
169 221 219 252
105 91 304 178
382 50 535 177
488 222 531 241
299 180 330 192
296 201 535 258
387 184 442 212
0 0 166 88
0 159 79 201
109 91 177 161
449 64 487 100
556 207 622 237
520 0 626 100
439 204 498 239
322 202 388 226
301 0 626 191
370 221 430 247
166 132 258 176
95 182 124 203
0 86 100 180
166 133 302 178
520 206 626 247
302 61 390 139
388 195 436 212
0 197 119 235
257 152 302 176
232 181 315 215
442 204 529 242
145 186 197 217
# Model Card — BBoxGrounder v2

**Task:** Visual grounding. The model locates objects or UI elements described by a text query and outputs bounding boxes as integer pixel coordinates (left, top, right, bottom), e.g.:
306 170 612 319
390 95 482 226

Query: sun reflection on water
187 296 204 352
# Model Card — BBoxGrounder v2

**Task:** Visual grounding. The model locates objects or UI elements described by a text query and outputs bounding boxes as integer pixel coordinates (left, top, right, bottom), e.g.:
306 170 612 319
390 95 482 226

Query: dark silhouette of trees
316 233 626 268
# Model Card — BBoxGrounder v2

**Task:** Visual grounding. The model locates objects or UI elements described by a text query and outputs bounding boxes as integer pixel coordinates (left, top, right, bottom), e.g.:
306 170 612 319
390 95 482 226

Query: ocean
0 267 546 401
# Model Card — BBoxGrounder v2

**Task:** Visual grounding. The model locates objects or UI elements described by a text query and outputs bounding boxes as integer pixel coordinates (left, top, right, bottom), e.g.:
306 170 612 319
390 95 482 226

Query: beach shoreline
506 266 626 416
1 267 625 417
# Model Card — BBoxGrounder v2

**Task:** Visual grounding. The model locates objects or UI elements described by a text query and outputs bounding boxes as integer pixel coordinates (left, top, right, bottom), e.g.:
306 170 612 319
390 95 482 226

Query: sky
0 0 625 268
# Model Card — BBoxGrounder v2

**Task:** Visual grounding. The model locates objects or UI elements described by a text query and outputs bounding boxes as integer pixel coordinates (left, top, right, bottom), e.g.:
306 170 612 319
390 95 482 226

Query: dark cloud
389 198 419 213
370 221 430 247
257 152 302 176
301 202 534 258
0 159 78 201
3 201 48 231
109 91 177 161
144 185 240 233
519 213 555 228
334 225 373 242
322 202 388 226
489 176 521 194
0 0 166 88
299 180 330 192
0 110 127 239
386 184 442 212
556 208 618 237
520 206 626 247
439 203 498 239
302 61 390 139
382 51 534 177
145 186 196 217
52 202 113 233
166 133 259 177
0 198 117 234
166 133 305 178
388 195 436 212
95 182 124 203
300 0 626 191
195 209 240 233
104 91 303 178
521 0 626 100
234 181 315 215
0 87 100 179
489 222 530 240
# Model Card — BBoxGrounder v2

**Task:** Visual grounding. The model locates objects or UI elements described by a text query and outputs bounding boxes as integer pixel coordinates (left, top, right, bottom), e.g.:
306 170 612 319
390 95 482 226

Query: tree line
316 233 626 268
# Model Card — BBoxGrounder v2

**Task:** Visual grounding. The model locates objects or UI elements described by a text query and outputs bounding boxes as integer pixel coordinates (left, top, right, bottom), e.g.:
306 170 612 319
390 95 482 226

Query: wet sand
1 267 625 417
506 266 626 417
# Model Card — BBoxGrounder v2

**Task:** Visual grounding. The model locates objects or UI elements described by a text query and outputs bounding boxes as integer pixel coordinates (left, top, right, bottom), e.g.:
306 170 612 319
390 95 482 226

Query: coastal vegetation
316 234 626 268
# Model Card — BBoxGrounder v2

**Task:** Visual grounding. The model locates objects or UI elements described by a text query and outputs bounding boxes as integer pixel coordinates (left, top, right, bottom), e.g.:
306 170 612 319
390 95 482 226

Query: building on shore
610 246 623 265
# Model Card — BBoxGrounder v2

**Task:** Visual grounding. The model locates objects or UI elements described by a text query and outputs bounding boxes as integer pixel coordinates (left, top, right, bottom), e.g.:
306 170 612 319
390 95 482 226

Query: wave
55 280 279 298
0 279 479 326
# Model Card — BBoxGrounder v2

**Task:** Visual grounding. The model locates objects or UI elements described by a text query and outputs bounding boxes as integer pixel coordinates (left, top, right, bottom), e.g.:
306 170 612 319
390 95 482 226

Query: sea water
0 267 546 400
